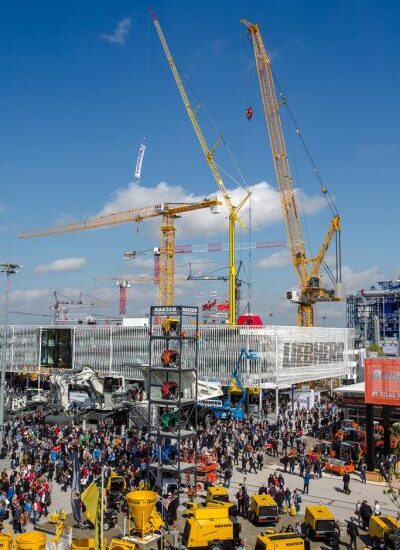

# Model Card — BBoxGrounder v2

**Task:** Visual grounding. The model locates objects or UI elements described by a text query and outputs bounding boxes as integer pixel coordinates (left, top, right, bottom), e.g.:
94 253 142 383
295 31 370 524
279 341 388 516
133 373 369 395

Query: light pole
0 263 22 438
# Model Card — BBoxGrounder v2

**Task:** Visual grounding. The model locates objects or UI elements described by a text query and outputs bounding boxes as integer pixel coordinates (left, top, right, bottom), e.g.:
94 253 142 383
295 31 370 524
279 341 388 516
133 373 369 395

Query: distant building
346 280 400 354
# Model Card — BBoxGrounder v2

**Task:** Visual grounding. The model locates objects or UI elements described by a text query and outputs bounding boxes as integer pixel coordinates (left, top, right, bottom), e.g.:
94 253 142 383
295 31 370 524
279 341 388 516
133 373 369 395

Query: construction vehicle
185 486 237 518
242 20 343 327
206 486 229 504
195 452 219 491
368 515 400 548
323 458 355 476
255 532 310 550
106 472 127 512
303 505 337 540
181 506 241 550
126 490 163 537
19 200 221 307
200 348 255 422
249 495 279 525
151 11 251 324
49 367 128 412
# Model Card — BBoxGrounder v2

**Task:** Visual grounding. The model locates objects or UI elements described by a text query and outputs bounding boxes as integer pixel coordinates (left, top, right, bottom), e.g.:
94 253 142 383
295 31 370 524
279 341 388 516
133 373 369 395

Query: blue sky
0 0 399 325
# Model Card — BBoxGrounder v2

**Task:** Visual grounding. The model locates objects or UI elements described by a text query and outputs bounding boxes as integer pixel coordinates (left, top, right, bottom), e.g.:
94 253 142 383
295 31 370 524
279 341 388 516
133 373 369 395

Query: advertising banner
365 358 400 406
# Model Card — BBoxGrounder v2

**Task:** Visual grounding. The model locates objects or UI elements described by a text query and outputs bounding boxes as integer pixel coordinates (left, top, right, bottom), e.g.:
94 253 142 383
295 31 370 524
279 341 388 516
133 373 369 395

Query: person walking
243 490 250 519
343 471 351 494
359 500 372 529
241 454 247 474
256 450 264 471
347 520 359 550
248 454 258 474
372 500 381 516
303 470 311 494
236 487 244 516
224 466 232 488
360 463 367 484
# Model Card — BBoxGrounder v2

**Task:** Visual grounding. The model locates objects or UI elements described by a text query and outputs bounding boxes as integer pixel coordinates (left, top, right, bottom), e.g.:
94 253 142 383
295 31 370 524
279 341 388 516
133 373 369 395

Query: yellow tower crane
151 10 251 325
241 20 343 327
18 200 220 306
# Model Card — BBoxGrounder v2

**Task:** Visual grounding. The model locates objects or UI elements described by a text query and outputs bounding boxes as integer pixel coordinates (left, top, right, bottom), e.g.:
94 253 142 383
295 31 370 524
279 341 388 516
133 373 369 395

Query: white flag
134 143 146 179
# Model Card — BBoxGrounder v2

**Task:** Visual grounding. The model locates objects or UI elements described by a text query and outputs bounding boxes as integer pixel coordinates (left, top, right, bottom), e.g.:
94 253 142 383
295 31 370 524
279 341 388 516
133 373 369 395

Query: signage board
365 358 400 406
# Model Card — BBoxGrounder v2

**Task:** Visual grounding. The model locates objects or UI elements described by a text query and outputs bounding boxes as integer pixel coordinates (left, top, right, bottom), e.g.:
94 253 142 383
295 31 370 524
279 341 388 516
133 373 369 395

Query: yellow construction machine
249 495 279 525
368 514 400 548
185 487 237 518
181 507 241 550
303 505 337 540
255 532 310 550
126 490 163 538
206 486 229 504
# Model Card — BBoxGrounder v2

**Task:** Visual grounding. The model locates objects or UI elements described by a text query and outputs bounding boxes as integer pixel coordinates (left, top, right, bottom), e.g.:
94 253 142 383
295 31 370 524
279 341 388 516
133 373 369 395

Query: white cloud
8 289 50 302
341 265 384 293
101 18 131 45
257 249 291 270
35 257 86 273
99 180 326 239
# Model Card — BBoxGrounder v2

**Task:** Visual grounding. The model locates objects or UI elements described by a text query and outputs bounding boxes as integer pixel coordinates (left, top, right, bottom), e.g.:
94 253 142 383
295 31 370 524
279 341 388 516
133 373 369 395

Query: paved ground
3 449 399 549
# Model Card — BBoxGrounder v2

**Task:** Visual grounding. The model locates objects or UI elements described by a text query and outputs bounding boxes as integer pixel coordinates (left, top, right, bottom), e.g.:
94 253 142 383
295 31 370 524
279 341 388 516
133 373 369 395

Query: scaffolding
346 280 400 347
146 306 198 505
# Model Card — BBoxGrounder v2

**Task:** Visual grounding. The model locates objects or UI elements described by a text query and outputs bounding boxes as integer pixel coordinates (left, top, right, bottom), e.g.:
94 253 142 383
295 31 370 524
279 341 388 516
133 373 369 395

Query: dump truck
368 514 400 548
181 507 241 550
303 505 337 540
255 532 310 550
249 495 279 525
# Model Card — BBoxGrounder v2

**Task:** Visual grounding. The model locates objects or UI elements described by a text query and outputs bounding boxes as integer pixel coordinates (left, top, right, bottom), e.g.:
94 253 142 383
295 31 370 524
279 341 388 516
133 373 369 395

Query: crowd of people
0 393 393 550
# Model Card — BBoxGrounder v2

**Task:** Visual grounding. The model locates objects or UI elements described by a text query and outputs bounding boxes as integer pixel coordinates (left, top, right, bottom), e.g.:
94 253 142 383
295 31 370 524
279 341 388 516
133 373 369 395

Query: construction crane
96 275 186 315
188 260 250 315
151 11 251 325
50 290 97 324
95 277 152 316
241 20 342 327
18 200 220 306
124 239 284 305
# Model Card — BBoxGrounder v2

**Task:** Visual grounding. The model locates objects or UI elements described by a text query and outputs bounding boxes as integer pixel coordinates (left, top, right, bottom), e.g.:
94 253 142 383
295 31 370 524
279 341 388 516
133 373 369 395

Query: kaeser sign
365 358 400 406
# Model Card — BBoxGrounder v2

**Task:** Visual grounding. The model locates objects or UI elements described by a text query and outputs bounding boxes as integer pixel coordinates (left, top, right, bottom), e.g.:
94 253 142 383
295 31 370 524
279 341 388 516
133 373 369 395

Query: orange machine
324 458 355 476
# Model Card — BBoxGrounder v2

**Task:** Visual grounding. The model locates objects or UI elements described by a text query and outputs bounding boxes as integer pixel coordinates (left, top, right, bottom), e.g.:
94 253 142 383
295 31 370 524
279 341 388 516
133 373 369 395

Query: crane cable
271 69 339 217
181 71 250 193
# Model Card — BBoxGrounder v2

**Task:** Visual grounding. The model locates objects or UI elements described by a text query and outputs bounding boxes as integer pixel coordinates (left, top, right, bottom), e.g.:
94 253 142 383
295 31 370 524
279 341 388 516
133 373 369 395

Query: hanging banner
134 143 146 179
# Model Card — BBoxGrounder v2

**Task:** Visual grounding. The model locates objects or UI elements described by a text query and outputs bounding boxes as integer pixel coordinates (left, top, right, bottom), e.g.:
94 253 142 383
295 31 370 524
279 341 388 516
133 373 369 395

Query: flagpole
100 467 104 550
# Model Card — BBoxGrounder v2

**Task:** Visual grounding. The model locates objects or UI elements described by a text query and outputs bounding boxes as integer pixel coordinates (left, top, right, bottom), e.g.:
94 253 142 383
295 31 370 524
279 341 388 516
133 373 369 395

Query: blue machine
206 348 258 421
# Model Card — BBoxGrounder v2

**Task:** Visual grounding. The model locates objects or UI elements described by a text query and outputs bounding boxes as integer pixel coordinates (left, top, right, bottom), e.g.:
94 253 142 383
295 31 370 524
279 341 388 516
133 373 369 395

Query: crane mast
151 11 251 324
242 20 342 327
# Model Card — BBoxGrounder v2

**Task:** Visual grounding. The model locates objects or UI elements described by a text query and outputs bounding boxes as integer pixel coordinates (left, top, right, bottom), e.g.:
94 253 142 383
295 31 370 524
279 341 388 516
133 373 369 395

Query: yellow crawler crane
242 20 342 327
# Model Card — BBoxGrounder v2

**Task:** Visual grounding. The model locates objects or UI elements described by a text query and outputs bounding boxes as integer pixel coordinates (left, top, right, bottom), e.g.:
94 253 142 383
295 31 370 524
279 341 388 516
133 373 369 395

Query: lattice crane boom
151 10 251 324
242 20 342 327
19 199 220 307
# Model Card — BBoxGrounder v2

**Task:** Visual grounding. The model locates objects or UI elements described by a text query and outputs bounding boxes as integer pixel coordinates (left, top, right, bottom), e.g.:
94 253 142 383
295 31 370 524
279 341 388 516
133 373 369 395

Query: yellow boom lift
242 20 343 327
151 11 251 324
19 200 220 306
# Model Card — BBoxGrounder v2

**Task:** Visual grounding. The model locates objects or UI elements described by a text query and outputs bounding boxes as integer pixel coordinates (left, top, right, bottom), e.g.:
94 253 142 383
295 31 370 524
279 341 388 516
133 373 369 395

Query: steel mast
151 11 251 324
